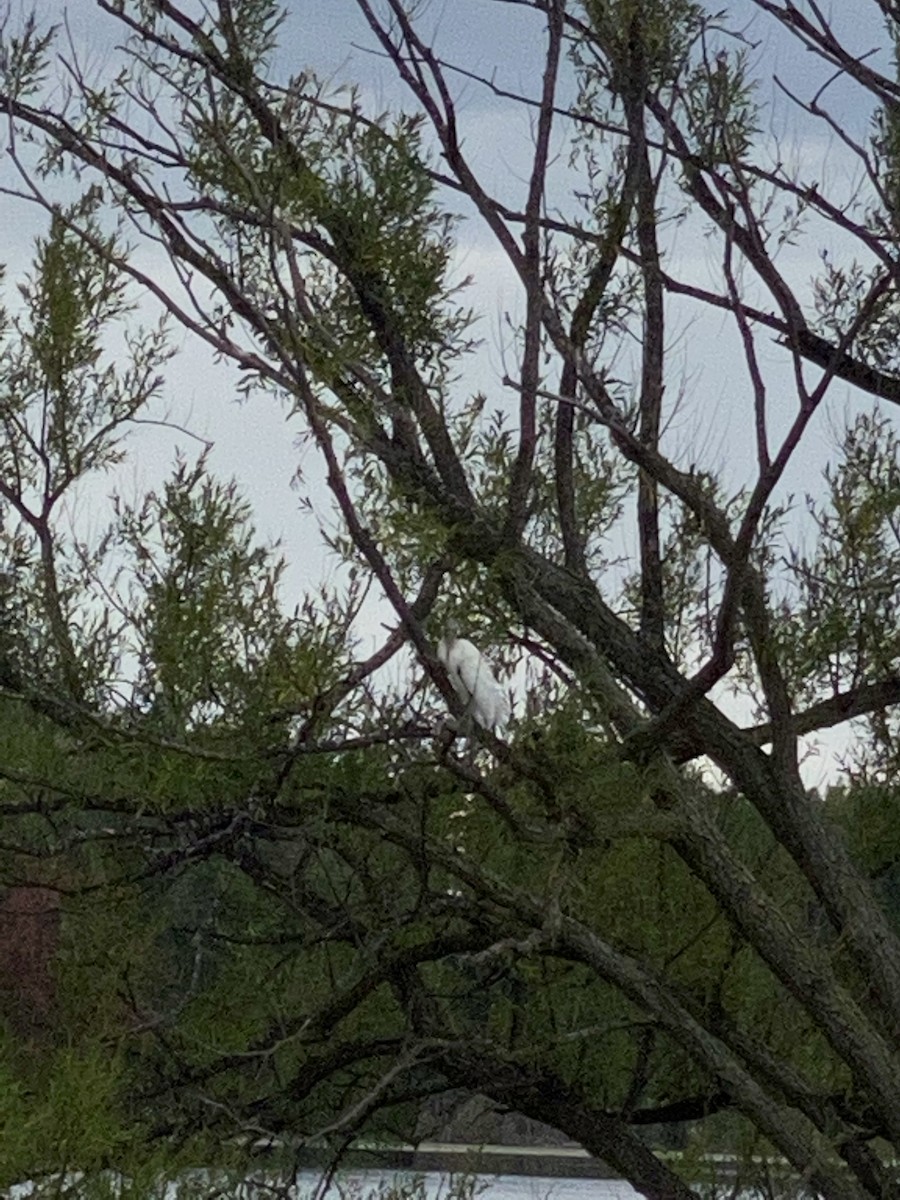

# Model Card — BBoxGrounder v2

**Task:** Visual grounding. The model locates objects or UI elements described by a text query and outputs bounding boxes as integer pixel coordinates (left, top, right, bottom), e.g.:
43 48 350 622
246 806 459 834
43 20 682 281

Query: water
447 1180 638 1200
294 1166 812 1200
10 1165 812 1199
8 1171 643 1200
298 1173 639 1200
7 1169 639 1200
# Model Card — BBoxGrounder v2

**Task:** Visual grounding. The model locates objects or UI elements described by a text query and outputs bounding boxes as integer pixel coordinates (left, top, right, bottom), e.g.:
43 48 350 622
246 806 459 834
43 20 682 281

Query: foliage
1 3 900 1199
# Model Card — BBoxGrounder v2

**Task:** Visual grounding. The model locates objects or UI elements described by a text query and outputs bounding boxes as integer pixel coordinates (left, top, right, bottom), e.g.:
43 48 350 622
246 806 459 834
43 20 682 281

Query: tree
2 1 900 1197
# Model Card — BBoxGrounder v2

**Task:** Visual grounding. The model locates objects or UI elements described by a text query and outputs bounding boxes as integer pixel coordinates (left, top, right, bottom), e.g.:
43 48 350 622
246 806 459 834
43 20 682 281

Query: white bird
436 627 511 732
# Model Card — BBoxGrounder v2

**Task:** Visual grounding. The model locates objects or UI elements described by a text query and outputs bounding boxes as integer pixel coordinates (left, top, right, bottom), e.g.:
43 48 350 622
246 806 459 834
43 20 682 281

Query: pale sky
5 0 889 531
0 0 895 777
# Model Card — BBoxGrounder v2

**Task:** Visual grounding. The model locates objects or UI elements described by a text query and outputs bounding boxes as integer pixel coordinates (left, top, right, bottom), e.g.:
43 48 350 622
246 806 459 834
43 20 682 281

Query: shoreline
299 1142 620 1181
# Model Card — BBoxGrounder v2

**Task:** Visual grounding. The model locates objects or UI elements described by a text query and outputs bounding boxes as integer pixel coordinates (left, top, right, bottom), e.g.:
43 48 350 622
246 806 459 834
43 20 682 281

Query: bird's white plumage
437 634 510 732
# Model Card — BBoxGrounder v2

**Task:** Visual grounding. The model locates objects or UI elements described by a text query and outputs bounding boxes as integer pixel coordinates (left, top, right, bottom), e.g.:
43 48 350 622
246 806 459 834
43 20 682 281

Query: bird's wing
492 688 512 730
449 639 487 701
453 639 511 729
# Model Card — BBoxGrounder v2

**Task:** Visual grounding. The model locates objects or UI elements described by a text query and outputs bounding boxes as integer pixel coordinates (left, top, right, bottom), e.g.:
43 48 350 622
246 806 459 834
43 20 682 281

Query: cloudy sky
0 1 896 773
4 0 890 544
